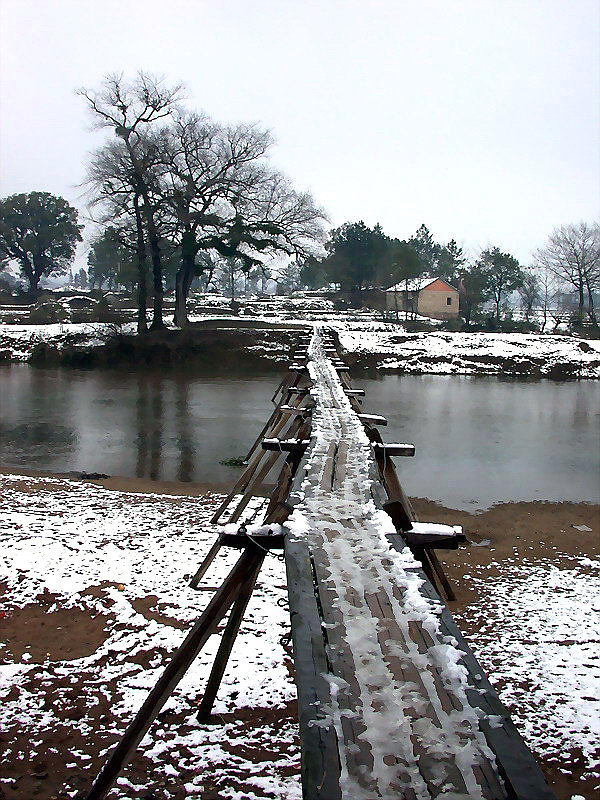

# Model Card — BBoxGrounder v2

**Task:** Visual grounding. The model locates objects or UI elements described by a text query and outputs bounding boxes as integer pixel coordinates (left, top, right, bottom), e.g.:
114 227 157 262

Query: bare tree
536 267 559 333
535 222 600 322
78 72 183 329
155 113 273 325
518 270 540 323
156 114 326 325
84 139 151 331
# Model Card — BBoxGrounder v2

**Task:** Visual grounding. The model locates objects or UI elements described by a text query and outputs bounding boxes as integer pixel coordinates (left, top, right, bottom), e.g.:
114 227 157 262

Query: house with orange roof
386 277 459 319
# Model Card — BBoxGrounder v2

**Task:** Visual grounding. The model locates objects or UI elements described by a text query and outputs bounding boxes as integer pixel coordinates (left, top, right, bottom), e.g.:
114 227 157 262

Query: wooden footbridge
85 329 555 800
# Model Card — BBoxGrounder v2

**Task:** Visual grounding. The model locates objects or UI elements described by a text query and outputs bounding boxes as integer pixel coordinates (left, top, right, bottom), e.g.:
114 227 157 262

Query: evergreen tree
0 191 82 295
477 247 524 323
323 221 389 291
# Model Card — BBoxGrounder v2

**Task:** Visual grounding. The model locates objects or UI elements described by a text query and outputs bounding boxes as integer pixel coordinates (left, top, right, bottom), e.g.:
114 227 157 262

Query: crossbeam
262 438 310 452
372 441 416 456
357 413 387 426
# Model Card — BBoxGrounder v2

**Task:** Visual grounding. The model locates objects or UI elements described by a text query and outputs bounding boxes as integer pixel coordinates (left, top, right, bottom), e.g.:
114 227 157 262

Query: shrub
28 299 70 324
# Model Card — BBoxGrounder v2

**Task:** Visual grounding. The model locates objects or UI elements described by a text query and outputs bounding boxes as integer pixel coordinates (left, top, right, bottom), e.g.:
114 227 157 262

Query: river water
1 364 598 509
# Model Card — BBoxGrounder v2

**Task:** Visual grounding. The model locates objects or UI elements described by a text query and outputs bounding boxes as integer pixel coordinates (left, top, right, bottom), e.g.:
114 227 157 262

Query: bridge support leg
424 547 456 601
190 535 224 589
197 554 264 720
84 545 265 800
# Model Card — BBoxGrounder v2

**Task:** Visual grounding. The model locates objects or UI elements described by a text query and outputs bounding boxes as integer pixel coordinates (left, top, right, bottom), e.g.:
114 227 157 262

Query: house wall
417 285 459 319
385 279 459 319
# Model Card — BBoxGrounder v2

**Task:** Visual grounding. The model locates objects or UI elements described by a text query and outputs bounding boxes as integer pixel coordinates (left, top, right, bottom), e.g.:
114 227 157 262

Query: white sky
1 0 598 266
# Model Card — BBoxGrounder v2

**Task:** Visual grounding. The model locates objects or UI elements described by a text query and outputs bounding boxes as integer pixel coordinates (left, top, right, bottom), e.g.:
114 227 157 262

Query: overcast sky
1 0 598 266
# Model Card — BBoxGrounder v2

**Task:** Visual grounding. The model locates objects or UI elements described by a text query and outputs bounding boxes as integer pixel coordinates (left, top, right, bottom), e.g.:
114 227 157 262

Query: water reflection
354 374 600 509
0 364 598 508
174 376 194 482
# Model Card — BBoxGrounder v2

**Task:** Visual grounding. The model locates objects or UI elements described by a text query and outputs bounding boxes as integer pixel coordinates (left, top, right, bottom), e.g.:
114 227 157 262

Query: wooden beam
372 442 416 457
279 404 313 415
262 438 310 452
284 536 343 800
344 388 365 396
357 413 387 426
190 536 223 589
287 386 310 396
197 558 266 719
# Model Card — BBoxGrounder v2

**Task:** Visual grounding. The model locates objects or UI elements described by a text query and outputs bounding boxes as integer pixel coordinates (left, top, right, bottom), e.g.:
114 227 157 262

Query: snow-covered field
454 554 600 792
1 473 598 798
0 474 298 799
1 319 598 378
334 323 600 378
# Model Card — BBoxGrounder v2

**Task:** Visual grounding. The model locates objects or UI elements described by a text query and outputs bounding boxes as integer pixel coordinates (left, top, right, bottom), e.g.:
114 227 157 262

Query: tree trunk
139 191 165 331
174 255 195 328
133 194 148 334
585 279 596 323
578 280 585 317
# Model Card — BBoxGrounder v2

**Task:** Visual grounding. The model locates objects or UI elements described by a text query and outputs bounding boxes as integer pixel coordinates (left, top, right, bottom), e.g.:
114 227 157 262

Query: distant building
386 277 459 319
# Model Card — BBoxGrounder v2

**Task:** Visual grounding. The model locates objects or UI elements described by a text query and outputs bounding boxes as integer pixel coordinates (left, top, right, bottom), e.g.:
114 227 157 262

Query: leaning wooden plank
190 535 224 588
85 546 266 800
197 555 265 719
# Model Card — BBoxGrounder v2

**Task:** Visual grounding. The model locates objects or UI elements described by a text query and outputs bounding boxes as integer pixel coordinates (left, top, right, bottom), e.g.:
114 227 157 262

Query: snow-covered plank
283 328 555 800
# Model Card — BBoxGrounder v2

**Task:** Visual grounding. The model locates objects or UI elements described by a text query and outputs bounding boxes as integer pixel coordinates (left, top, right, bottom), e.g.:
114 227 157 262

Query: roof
386 277 458 292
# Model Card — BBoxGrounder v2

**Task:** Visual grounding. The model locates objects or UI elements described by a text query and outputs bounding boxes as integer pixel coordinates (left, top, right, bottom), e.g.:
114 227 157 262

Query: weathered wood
356 413 387 426
214 394 307 523
190 536 223 588
197 555 265 719
425 547 457 601
372 441 416 457
85 546 265 800
219 531 285 549
284 535 343 800
226 449 285 524
262 438 311 452
385 533 556 800
279 404 314 415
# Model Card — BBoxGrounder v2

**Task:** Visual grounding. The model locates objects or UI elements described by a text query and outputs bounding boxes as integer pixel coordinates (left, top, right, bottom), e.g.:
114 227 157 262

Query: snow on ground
335 325 600 377
1 318 598 378
0 322 137 361
1 472 599 796
454 552 600 788
0 473 298 799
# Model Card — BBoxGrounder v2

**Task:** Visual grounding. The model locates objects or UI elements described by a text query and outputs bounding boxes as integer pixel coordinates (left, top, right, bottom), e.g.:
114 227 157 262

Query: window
446 296 452 305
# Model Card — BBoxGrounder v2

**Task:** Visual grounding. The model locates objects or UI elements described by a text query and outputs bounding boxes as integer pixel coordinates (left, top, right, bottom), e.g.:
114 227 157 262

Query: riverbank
1 319 599 378
0 471 598 799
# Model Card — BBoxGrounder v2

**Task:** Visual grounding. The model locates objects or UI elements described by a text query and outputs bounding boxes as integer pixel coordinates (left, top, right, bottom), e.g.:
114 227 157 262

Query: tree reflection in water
175 376 194 482
134 373 163 480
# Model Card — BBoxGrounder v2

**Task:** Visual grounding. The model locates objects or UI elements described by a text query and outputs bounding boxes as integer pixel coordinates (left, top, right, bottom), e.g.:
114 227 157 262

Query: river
1 364 598 509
